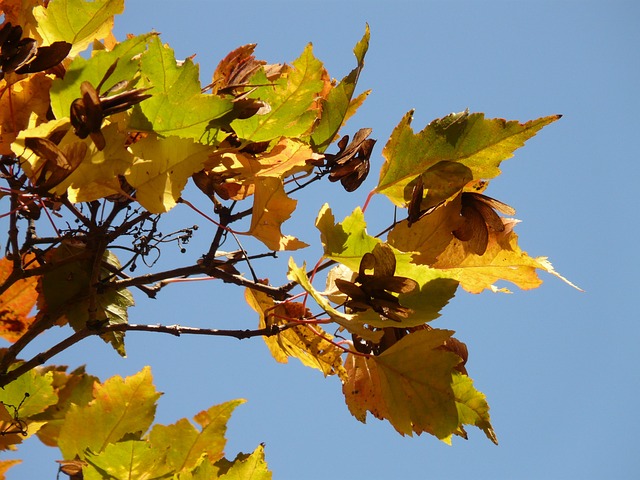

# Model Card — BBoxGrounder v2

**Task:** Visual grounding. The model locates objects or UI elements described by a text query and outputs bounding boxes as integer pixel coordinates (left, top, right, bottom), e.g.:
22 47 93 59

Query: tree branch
0 322 297 388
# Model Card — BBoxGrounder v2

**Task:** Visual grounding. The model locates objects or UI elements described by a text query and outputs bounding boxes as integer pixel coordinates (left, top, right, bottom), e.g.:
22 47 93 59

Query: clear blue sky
5 1 639 479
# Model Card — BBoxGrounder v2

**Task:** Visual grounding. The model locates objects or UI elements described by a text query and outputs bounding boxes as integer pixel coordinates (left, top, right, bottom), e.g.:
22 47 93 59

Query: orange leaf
0 255 39 342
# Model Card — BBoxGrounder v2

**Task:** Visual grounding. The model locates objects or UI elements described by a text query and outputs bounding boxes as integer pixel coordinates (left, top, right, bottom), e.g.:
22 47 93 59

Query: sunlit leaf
50 33 155 120
149 399 245 472
231 43 326 142
343 328 461 441
245 289 347 380
34 0 124 56
247 177 308 251
377 111 561 206
433 218 578 293
129 35 233 141
127 135 212 213
311 24 370 151
316 205 459 327
84 440 171 480
452 372 497 444
218 444 272 480
0 74 52 155
34 366 98 447
57 366 160 460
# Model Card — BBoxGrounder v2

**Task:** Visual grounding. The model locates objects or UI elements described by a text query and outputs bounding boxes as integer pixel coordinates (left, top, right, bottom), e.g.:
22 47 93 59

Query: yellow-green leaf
127 135 212 213
84 440 171 480
57 367 160 460
149 399 245 473
376 111 561 206
231 44 326 142
34 0 124 56
218 444 272 480
129 35 233 141
311 24 370 151
452 372 498 444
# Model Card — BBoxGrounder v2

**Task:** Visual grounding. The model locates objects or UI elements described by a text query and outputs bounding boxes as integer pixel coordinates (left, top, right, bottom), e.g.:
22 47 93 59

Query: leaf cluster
0 0 577 477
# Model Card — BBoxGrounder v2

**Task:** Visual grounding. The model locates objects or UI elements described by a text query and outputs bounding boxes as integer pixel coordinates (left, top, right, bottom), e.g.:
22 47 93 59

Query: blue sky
5 1 640 479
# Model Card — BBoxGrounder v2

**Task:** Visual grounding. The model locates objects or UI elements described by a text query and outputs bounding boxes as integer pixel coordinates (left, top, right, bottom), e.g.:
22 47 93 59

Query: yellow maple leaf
245 288 347 380
127 135 212 213
434 219 579 293
0 74 52 155
248 177 308 251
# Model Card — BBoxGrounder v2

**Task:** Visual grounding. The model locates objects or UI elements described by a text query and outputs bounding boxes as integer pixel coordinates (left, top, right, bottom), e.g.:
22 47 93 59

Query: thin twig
0 322 298 388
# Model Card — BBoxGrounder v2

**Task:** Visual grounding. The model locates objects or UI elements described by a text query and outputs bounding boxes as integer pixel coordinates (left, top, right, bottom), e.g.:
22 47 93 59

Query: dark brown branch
0 322 297 388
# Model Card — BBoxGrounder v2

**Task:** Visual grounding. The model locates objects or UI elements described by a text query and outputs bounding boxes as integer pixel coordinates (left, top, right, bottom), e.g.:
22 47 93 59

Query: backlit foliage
0 0 576 477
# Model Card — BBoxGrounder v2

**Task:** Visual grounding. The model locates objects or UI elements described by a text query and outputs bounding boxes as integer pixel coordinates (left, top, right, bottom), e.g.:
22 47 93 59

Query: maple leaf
316 205 459 328
343 328 462 441
231 43 327 142
38 245 134 354
57 366 161 460
0 73 52 155
0 459 21 478
452 372 497 444
0 254 39 342
376 110 561 206
83 440 172 480
311 24 370 152
50 32 155 120
245 288 347 380
149 399 245 472
127 134 212 213
34 366 98 448
248 177 308 251
129 35 234 141
287 258 382 342
435 218 577 293
216 444 272 480
33 0 124 57
200 137 318 201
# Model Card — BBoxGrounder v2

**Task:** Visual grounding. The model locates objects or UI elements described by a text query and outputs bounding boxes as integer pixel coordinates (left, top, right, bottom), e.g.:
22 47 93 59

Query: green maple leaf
129 35 233 141
231 44 326 142
57 367 160 460
50 33 155 119
0 367 56 418
34 0 124 56
311 24 370 152
149 399 245 473
83 440 171 480
377 111 561 206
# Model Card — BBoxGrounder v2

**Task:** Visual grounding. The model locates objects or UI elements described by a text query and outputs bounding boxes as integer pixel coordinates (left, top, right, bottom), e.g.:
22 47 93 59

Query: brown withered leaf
323 128 375 192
